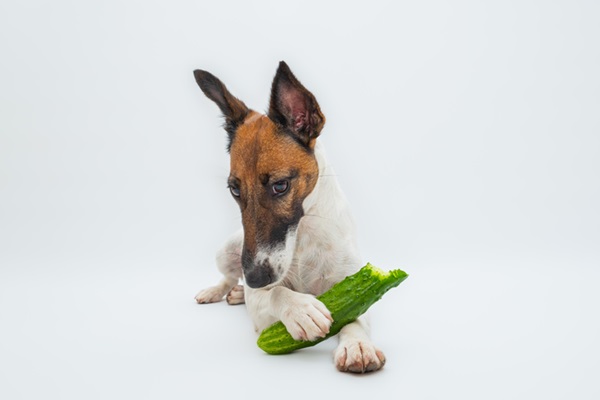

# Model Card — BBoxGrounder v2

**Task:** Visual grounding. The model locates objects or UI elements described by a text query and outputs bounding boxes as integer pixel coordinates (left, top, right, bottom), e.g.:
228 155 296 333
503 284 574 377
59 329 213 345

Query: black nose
244 267 273 288
241 248 274 288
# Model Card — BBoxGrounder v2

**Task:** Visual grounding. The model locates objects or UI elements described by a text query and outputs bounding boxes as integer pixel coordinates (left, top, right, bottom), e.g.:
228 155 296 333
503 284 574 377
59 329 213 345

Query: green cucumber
257 263 408 355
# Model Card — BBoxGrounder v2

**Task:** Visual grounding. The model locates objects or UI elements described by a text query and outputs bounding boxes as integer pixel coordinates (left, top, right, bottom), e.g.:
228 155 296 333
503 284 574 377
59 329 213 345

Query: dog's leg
245 286 333 341
333 314 386 373
195 230 245 305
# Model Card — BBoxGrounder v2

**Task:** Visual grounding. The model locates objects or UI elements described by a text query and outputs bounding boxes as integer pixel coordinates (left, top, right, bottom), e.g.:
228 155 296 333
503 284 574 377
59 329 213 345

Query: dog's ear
268 61 325 149
193 69 250 147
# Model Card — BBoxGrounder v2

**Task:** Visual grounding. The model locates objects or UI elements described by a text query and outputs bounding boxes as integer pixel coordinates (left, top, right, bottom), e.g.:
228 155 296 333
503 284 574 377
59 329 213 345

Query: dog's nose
241 248 275 288
242 249 273 289
244 267 273 288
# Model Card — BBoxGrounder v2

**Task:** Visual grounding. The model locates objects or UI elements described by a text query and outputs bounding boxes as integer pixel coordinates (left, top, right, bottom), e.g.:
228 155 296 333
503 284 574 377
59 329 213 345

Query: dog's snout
242 251 274 288
244 267 273 288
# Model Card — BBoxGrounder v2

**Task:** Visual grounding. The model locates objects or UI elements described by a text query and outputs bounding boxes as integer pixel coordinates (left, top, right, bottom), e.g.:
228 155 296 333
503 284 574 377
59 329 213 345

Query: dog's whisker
303 213 333 220
216 251 242 259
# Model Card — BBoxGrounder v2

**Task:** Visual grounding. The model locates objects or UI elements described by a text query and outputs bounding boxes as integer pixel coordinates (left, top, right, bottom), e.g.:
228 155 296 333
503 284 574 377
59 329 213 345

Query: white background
1 0 599 399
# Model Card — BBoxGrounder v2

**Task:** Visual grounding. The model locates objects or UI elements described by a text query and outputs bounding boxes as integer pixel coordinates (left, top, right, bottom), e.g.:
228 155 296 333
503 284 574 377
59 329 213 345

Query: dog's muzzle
241 250 274 288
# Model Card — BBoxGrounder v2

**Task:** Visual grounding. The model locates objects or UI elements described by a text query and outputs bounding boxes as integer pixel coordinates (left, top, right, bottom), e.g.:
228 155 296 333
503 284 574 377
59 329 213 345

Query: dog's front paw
226 285 245 305
334 340 386 373
195 286 227 304
280 294 333 341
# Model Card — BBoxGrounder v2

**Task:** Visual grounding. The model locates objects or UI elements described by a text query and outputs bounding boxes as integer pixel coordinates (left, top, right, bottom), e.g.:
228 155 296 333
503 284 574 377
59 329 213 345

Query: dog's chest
289 256 337 296
286 223 347 296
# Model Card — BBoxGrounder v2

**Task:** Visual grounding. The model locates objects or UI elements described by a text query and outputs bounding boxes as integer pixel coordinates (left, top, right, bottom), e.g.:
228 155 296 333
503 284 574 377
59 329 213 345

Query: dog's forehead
230 112 274 155
229 112 313 176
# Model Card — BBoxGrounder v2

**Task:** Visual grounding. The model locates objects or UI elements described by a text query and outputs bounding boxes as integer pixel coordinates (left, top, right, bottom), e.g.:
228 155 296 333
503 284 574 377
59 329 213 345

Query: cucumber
257 263 408 355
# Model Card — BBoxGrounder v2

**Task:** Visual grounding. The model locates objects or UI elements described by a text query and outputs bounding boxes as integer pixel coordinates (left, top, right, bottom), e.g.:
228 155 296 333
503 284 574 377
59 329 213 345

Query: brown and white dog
193 62 386 373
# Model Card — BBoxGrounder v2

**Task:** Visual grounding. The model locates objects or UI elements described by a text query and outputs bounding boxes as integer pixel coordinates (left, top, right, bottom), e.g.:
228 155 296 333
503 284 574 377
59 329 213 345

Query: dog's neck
302 141 353 224
293 140 361 294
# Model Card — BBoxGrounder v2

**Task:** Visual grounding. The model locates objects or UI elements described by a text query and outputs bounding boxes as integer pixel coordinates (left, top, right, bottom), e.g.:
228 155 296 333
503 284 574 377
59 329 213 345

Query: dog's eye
272 180 289 196
229 186 241 197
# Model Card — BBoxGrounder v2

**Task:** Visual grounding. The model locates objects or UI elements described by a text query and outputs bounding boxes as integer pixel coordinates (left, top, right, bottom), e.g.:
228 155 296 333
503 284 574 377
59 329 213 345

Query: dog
193 61 386 373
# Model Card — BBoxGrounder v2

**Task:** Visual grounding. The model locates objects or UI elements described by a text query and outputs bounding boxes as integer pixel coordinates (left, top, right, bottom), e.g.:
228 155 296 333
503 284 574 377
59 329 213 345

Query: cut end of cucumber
364 262 409 281
364 262 386 277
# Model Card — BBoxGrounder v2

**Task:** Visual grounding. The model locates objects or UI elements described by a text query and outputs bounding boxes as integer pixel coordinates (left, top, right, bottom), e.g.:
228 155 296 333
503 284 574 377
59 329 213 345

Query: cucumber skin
256 263 409 355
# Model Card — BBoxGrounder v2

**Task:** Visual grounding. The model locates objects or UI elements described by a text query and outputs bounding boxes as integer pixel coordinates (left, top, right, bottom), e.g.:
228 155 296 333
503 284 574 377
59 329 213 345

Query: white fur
253 227 297 280
195 141 386 373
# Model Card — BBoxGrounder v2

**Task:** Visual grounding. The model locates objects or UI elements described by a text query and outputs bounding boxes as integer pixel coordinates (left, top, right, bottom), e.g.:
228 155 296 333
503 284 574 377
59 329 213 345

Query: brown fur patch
229 112 319 254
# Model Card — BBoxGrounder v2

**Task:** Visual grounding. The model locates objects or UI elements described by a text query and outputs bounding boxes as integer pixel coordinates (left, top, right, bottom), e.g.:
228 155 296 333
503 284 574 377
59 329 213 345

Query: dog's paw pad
226 285 245 305
334 341 386 373
194 286 226 304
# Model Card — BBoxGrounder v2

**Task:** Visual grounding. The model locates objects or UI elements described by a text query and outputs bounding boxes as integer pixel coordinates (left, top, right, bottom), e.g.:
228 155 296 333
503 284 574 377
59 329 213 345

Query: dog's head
194 62 325 289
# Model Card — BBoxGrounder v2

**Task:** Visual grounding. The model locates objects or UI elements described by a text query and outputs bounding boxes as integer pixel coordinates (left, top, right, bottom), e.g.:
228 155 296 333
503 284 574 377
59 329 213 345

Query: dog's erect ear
268 61 325 149
193 69 250 145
